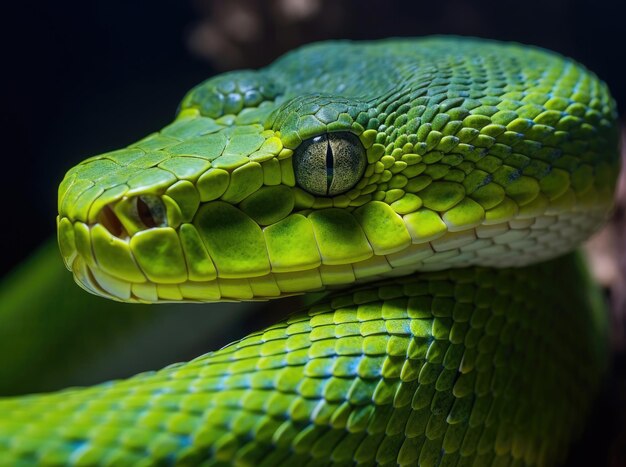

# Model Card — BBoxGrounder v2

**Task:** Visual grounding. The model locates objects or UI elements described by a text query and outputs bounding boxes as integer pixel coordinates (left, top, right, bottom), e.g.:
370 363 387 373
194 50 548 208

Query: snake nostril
98 205 125 237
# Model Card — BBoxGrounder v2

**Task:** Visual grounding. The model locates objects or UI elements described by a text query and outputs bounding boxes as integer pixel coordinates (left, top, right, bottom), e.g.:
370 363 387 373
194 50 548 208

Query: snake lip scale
1 36 620 465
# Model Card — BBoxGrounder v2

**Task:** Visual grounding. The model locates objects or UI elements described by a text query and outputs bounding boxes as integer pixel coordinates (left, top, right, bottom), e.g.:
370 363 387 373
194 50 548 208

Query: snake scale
0 37 619 466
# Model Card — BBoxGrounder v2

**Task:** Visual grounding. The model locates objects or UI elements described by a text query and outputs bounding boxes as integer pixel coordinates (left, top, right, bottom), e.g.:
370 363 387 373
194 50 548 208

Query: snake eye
293 132 366 196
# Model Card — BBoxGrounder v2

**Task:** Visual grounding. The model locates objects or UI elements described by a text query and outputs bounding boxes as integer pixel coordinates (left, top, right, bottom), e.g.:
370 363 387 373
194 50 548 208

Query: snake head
57 39 619 303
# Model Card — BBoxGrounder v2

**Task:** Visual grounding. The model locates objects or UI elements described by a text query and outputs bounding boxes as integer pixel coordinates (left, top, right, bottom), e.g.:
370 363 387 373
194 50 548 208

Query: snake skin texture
0 256 608 466
0 37 620 465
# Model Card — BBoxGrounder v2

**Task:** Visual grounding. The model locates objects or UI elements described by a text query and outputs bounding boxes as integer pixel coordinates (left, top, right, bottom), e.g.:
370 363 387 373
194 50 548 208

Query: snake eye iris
293 132 366 196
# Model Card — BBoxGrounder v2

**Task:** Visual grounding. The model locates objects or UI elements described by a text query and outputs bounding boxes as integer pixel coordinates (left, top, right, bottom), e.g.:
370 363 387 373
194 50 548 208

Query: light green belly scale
0 37 619 466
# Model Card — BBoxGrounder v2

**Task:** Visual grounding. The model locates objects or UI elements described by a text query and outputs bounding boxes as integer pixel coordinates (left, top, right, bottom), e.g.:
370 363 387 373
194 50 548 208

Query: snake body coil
0 37 619 465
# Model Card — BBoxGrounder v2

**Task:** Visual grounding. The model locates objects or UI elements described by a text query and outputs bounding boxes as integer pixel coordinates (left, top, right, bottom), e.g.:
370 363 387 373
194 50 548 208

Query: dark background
2 0 625 464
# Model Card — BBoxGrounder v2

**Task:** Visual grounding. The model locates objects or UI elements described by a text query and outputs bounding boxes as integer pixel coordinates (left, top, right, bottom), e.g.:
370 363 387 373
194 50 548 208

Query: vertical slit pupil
325 136 333 196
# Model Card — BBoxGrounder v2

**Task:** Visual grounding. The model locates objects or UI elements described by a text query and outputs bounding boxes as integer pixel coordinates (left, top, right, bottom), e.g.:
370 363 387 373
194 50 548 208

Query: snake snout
57 191 179 301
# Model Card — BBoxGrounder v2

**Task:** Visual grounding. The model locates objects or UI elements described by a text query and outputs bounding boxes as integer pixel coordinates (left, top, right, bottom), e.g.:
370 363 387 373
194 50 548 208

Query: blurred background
1 0 625 464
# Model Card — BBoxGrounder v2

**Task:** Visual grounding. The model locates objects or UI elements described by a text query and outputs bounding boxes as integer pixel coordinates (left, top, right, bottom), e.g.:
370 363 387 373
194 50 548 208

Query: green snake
0 37 619 466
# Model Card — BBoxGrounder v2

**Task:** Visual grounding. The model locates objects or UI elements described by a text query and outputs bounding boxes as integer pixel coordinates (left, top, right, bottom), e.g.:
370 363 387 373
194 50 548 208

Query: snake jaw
57 190 614 304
